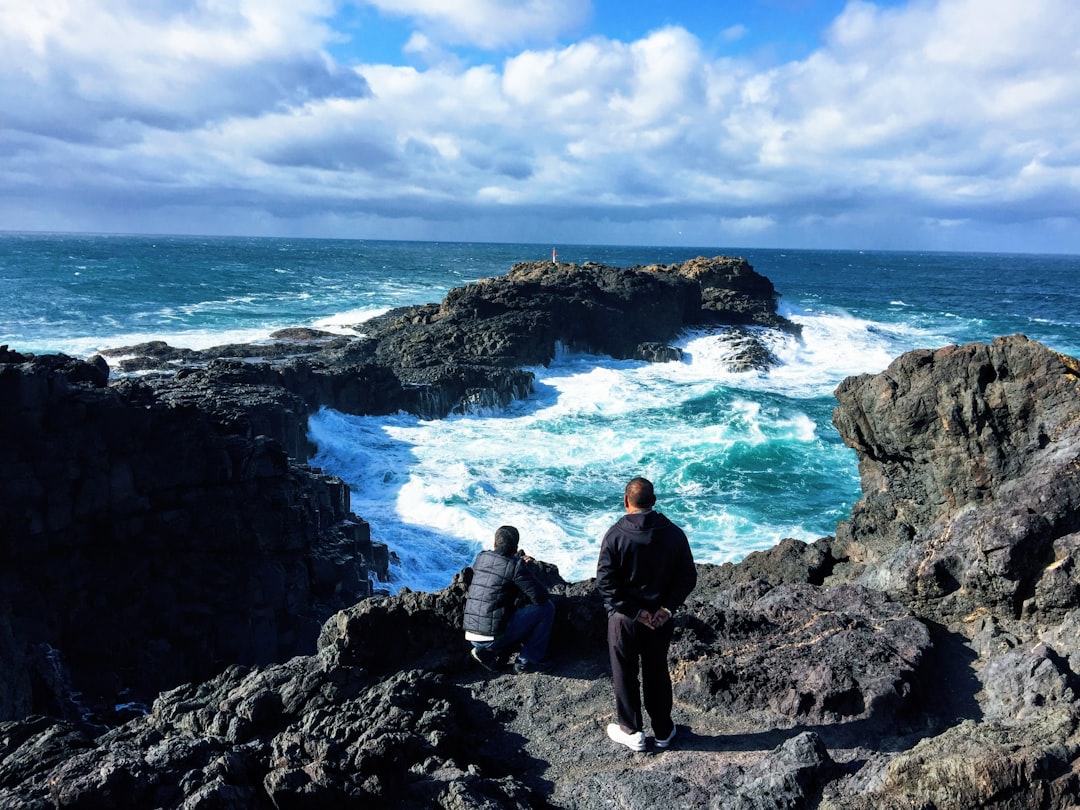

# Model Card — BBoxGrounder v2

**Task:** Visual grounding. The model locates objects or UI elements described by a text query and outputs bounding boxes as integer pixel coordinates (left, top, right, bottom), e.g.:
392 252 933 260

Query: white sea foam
310 295 969 592
313 307 389 333
307 306 920 591
65 293 948 593
53 312 379 360
755 303 948 396
30 327 285 359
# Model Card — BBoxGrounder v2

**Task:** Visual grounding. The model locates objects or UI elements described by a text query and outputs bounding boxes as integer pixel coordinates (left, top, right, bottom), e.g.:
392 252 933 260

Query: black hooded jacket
596 510 696 618
463 549 550 638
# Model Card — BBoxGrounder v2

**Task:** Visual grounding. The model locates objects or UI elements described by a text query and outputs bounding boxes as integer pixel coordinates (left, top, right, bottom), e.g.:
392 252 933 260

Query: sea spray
310 316 884 591
5 235 1079 591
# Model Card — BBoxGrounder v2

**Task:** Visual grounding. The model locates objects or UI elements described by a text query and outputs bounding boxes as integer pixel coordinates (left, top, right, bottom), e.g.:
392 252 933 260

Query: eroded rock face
822 334 1080 808
831 334 1080 626
6 286 1080 806
0 351 386 724
674 581 930 729
104 256 799 420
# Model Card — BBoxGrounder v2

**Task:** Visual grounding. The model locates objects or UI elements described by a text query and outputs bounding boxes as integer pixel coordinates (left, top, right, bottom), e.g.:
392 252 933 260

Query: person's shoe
655 725 677 749
513 657 554 674
606 723 646 752
470 646 502 673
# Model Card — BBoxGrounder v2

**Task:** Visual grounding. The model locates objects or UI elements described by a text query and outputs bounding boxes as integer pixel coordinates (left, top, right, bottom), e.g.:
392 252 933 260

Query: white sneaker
606 723 646 752
655 726 677 749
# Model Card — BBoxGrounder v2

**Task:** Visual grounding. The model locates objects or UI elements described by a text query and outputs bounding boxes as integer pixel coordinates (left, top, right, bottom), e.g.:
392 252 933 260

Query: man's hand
635 609 654 628
649 607 672 629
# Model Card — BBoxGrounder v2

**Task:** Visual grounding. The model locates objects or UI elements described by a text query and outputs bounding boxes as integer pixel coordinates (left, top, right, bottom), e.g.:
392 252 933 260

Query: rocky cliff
104 255 797 423
0 255 793 727
3 260 1079 807
0 349 388 725
832 336 1080 627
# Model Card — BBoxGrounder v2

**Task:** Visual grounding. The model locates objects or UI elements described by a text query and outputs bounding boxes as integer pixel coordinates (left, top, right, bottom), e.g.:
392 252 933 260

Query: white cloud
0 0 1078 251
721 24 748 43
359 0 590 50
0 0 368 139
720 215 776 235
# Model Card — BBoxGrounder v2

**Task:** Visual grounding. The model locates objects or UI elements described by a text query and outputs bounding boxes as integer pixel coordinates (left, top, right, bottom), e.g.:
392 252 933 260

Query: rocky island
2 257 1079 808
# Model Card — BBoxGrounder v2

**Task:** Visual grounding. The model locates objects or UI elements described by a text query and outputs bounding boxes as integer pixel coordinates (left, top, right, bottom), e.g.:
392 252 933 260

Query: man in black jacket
596 477 696 751
463 525 555 674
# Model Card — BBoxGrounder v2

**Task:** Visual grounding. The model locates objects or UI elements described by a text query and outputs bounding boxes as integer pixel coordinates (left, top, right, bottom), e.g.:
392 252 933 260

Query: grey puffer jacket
463 549 549 638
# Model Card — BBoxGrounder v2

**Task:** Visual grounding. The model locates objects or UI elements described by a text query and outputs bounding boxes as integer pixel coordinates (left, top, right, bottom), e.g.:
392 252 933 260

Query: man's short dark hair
625 477 657 509
494 525 520 554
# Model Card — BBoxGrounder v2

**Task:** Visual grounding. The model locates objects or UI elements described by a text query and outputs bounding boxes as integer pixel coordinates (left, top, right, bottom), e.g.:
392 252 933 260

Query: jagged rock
821 710 1080 810
977 641 1080 723
823 334 1080 808
633 342 683 363
100 256 799 421
698 537 836 589
710 732 838 809
674 581 930 728
0 352 385 723
0 571 932 809
831 335 1080 628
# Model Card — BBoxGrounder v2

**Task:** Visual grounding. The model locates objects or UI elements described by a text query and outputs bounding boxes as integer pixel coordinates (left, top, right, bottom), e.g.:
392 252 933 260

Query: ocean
4 232 1079 591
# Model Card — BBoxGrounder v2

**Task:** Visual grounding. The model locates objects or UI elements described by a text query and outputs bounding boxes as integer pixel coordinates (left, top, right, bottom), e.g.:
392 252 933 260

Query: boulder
674 580 930 728
831 335 1080 627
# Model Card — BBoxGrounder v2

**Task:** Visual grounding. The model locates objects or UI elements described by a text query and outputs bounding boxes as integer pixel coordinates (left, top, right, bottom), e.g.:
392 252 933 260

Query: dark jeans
607 611 675 737
475 600 555 663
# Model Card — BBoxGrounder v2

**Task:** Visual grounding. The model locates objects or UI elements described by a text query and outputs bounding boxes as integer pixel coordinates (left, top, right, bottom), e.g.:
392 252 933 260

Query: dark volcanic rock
700 536 837 589
0 566 933 809
334 256 797 415
0 351 387 724
104 256 799 421
820 334 1080 808
831 334 1080 626
710 731 838 810
674 580 930 728
8 260 1080 808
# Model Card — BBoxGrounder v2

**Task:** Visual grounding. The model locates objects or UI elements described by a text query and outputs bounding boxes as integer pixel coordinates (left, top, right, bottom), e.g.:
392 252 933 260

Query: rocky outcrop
820 334 1080 808
0 562 938 809
104 256 798 422
4 334 1074 808
347 255 797 402
6 260 1080 807
831 334 1080 627
0 349 388 724
1 256 797 729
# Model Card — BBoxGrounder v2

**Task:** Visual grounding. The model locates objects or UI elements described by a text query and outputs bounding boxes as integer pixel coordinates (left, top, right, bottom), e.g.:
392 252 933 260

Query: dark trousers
607 612 675 737
490 600 555 663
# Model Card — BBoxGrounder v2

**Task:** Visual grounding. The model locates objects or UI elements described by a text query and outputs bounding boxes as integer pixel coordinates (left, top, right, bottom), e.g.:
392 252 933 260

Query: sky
1 0 1078 253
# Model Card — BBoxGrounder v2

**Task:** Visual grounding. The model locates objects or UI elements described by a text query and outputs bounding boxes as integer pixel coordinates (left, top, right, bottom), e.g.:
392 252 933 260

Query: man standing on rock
464 525 555 674
596 477 697 751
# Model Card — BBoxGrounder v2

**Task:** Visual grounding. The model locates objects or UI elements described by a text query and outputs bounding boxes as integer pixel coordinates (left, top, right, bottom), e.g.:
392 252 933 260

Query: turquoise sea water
4 232 1079 590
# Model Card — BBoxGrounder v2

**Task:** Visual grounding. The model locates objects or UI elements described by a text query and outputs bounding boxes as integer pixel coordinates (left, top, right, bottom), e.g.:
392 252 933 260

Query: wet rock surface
101 256 798 421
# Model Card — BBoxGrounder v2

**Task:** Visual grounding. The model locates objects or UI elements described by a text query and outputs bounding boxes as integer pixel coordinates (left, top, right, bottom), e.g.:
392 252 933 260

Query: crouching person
464 525 555 674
